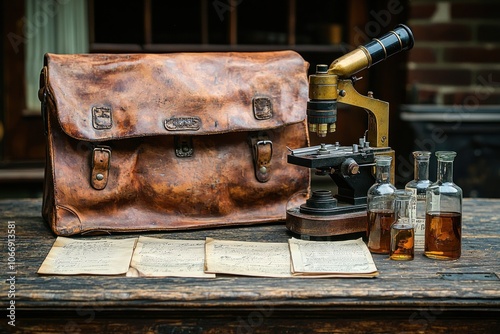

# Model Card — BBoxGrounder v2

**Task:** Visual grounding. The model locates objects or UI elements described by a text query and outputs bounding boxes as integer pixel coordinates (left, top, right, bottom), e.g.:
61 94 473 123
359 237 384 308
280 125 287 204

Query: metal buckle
251 137 273 183
174 136 194 158
254 140 273 165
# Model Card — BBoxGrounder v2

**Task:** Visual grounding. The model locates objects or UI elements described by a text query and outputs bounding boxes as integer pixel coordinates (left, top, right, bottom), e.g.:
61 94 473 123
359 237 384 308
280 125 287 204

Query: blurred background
1 0 499 199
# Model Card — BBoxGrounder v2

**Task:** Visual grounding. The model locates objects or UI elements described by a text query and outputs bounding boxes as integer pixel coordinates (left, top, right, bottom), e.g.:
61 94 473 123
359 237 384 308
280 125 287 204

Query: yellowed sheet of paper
204 238 292 278
126 236 215 278
289 237 378 278
37 237 137 275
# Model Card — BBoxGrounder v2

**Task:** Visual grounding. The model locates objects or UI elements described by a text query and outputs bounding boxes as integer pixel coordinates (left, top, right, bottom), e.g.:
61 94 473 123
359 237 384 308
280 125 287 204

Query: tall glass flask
390 190 414 261
367 155 396 254
425 151 462 260
405 151 431 252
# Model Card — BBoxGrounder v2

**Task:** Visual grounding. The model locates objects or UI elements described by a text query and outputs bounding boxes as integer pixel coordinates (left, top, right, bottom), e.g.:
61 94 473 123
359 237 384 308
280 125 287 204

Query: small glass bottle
390 190 414 261
425 151 462 260
405 151 432 252
367 155 396 254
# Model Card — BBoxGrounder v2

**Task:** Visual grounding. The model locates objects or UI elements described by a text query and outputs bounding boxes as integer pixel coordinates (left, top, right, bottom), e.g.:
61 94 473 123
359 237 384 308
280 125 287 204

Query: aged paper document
38 237 137 275
204 238 292 278
126 236 215 278
289 238 379 278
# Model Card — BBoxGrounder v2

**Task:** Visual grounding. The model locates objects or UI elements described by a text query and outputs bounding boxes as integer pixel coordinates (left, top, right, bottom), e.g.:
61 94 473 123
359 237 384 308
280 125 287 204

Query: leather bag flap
43 51 309 141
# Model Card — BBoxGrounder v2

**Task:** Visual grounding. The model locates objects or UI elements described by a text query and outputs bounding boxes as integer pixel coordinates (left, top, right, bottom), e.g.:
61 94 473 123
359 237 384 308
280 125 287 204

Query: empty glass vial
367 155 396 254
390 190 414 261
425 151 462 260
405 151 432 252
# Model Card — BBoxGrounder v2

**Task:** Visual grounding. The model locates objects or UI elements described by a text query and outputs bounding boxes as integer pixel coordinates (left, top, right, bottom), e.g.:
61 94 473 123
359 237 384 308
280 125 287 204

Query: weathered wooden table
1 198 499 333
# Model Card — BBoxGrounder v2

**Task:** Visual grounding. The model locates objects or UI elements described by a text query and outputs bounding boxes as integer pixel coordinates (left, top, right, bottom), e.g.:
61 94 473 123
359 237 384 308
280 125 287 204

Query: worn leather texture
40 51 310 236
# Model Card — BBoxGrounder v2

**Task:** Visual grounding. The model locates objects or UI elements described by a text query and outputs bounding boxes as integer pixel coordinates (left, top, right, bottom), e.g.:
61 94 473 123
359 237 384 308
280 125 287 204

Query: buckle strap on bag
91 146 111 190
250 134 273 183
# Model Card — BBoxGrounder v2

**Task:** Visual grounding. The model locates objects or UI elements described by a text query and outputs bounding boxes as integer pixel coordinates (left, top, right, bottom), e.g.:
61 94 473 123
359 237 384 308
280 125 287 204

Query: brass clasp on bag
91 146 111 190
250 135 273 183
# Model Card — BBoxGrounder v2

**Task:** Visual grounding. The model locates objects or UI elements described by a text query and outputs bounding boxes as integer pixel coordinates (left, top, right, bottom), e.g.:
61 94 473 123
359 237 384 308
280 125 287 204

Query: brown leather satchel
39 51 310 236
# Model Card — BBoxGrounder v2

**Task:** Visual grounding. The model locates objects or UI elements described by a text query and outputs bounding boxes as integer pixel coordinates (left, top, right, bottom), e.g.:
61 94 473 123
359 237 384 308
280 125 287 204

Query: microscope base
286 207 367 238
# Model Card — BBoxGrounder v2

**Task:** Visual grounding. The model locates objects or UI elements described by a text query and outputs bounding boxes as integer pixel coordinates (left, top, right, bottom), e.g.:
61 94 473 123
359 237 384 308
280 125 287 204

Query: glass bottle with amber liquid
425 151 462 260
390 190 414 261
367 155 396 254
405 151 432 252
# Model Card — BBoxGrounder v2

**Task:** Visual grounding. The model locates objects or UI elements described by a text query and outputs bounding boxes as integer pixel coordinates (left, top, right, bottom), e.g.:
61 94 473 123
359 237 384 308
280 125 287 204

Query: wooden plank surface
1 198 499 333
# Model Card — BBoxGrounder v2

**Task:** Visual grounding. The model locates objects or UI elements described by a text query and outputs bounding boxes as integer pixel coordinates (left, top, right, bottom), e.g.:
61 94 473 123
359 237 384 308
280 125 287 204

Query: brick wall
407 0 500 105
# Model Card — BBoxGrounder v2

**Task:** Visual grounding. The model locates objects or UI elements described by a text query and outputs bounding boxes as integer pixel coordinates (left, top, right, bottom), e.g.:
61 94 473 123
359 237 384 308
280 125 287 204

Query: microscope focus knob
342 158 360 176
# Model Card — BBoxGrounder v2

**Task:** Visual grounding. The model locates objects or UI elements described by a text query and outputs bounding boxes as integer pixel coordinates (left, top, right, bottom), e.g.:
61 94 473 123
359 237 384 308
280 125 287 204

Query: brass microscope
287 24 414 238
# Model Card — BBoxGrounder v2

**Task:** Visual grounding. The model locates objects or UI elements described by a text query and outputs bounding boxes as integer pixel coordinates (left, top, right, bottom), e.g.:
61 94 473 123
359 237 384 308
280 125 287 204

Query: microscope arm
337 79 389 148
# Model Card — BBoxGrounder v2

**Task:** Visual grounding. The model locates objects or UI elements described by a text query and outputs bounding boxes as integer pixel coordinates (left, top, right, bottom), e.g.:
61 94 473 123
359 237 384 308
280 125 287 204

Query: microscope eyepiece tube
329 24 414 77
361 24 414 67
